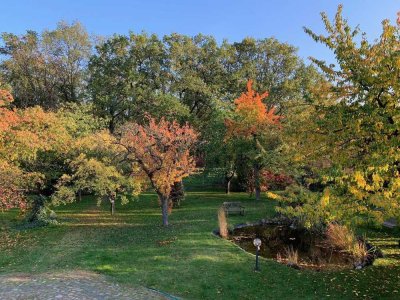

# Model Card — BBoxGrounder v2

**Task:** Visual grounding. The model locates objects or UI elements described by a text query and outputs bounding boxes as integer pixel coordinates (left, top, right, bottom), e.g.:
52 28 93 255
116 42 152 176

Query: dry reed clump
326 223 355 252
285 245 299 267
218 207 228 239
351 241 369 262
326 223 370 263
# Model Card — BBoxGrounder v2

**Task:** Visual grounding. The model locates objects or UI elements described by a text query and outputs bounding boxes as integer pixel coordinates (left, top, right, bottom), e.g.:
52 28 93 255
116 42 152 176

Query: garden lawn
1 191 399 299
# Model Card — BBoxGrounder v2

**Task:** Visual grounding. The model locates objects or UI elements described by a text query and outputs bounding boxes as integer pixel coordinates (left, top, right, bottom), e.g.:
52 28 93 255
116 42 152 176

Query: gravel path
0 271 175 300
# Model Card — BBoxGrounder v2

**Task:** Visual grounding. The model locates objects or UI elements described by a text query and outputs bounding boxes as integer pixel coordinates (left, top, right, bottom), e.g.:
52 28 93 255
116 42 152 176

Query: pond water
231 223 356 270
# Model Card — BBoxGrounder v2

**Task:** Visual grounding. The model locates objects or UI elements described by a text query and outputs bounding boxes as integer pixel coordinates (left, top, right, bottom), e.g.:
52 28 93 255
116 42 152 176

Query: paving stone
0 271 173 300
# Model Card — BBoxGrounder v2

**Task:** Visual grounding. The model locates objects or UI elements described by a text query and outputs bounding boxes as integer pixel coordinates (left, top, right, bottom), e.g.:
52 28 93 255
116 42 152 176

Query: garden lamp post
253 238 262 271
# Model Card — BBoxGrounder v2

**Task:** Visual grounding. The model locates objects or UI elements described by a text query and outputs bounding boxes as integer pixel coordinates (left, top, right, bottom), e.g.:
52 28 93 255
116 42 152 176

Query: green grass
1 191 399 299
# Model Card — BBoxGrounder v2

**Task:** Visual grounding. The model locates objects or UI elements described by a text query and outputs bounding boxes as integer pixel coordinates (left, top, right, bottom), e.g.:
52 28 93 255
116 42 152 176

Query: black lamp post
253 238 262 271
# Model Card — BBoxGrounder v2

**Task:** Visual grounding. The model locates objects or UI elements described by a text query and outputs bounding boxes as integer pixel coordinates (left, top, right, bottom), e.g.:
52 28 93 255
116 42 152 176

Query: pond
229 221 380 271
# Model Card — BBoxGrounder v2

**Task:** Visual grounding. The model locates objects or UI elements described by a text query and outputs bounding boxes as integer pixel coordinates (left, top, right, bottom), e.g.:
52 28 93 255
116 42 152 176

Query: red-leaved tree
119 117 198 226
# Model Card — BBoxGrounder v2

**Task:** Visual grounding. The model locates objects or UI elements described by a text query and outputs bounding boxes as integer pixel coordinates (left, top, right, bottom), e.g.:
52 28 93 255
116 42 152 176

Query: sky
1 0 399 65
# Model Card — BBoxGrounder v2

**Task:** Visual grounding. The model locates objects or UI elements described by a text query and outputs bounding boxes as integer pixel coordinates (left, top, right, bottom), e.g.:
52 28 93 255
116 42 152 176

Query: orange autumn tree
119 117 198 226
225 80 282 200
0 88 101 222
0 89 26 210
0 89 19 133
0 88 69 216
225 80 281 137
0 161 26 211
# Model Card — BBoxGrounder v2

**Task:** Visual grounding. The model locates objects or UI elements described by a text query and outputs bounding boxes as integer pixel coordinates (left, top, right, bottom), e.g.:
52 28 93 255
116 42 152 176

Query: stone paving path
0 271 174 300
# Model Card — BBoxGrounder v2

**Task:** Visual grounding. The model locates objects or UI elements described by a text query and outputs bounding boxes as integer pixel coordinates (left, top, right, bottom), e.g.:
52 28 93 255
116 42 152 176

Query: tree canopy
1 6 398 229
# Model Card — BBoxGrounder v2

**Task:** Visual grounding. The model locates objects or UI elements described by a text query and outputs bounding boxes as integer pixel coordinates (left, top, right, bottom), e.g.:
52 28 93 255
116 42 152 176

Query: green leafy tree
203 114 239 194
53 153 141 216
165 33 225 119
0 22 91 108
88 32 171 132
223 37 315 110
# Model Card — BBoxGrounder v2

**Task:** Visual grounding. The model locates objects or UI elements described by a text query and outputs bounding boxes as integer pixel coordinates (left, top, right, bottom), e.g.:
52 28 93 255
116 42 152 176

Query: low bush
261 170 294 191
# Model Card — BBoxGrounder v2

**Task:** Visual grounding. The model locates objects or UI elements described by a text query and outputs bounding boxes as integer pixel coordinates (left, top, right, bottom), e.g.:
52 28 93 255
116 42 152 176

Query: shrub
261 170 294 191
218 207 228 239
170 181 185 208
233 168 294 193
274 185 329 231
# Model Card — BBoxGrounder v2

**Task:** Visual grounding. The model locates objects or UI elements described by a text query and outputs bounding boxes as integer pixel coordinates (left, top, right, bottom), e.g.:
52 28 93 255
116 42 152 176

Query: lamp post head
253 238 262 248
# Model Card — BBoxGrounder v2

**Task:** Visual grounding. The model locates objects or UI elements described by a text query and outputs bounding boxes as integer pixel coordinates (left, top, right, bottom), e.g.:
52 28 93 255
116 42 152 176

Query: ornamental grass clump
351 240 369 263
218 207 228 239
285 245 299 268
326 223 355 252
326 223 370 265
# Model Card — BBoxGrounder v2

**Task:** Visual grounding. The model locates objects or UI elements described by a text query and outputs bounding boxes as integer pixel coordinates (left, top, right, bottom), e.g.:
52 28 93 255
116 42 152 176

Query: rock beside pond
367 242 384 258
287 263 301 270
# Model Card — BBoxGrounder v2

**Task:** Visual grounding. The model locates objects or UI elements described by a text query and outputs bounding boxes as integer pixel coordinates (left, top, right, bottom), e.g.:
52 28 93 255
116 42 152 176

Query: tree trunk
160 194 169 226
225 169 235 195
255 186 261 200
78 189 82 202
251 134 262 201
254 163 261 201
225 179 231 194
110 194 115 215
110 201 115 215
108 118 115 134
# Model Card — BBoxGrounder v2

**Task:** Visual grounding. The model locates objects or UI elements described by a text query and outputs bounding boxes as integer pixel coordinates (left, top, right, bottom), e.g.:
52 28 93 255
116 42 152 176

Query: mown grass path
1 192 399 299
